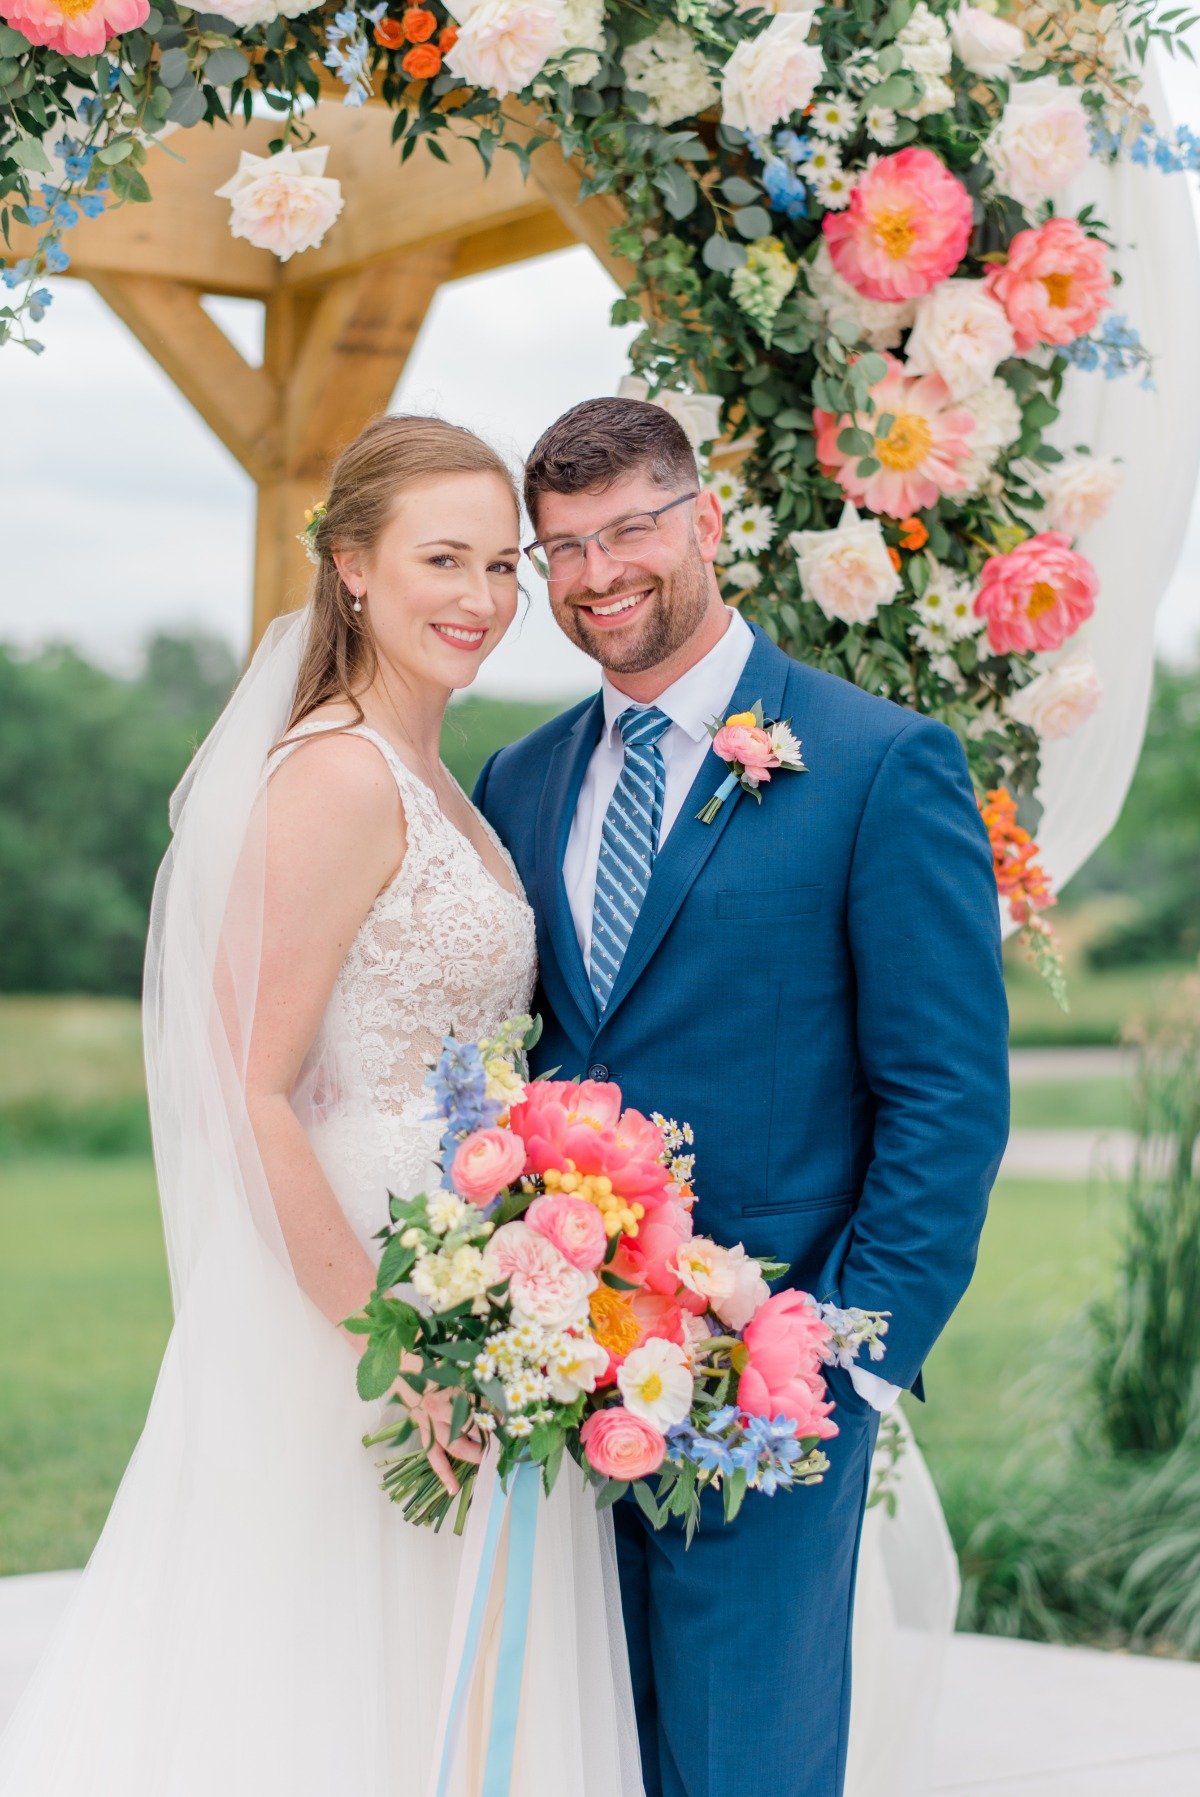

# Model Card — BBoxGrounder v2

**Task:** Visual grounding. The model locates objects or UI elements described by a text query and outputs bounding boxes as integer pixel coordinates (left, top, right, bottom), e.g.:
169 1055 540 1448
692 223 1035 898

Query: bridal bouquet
348 1015 888 1542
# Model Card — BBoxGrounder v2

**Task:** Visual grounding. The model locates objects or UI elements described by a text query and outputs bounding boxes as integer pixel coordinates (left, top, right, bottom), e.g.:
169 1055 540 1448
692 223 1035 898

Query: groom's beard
552 541 710 675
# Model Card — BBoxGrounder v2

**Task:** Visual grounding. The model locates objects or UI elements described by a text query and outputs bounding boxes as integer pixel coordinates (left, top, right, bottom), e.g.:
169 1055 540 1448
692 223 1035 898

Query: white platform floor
2 1570 1199 1793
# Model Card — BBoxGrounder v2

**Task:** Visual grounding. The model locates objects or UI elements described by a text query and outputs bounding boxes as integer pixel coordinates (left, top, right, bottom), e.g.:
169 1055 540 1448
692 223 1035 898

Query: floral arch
3 0 1199 986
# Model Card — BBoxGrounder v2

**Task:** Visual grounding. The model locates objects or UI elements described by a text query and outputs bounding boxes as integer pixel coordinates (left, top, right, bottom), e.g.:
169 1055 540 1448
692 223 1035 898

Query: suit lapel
600 626 792 1027
535 693 605 1037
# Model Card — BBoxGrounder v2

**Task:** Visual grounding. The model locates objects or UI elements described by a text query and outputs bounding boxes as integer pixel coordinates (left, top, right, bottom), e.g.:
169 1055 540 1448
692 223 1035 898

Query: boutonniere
696 701 807 825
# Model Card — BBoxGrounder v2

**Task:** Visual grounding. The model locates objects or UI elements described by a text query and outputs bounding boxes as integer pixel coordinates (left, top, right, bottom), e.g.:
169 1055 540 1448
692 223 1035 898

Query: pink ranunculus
823 147 973 303
983 217 1111 353
451 1127 527 1205
710 723 781 787
814 355 975 518
614 1194 696 1299
973 531 1098 655
738 1289 839 1439
525 1193 608 1271
481 1221 594 1328
2 0 147 53
579 1407 667 1480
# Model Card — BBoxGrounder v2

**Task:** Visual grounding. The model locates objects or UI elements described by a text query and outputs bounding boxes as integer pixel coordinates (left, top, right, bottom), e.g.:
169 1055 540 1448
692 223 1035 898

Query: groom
475 397 1009 1797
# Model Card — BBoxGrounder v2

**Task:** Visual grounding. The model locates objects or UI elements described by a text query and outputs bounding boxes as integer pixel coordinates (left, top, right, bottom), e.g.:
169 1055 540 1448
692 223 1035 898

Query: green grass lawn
1005 950 1185 1048
1009 1076 1134 1131
0 1147 1111 1574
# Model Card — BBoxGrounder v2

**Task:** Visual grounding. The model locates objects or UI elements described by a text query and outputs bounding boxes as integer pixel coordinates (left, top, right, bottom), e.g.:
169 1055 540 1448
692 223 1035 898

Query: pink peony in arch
973 531 1098 655
1 0 148 55
823 147 973 303
814 355 975 518
984 217 1111 353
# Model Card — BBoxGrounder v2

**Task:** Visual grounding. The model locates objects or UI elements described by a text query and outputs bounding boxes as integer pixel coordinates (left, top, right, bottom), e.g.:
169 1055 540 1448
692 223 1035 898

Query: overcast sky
2 53 1199 700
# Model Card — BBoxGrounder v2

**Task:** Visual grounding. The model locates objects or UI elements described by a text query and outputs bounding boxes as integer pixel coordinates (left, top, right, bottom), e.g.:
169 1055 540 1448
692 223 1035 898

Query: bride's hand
392 1356 485 1496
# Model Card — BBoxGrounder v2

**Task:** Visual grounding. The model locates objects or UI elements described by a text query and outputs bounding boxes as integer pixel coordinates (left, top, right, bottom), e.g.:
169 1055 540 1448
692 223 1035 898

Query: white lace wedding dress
0 718 643 1797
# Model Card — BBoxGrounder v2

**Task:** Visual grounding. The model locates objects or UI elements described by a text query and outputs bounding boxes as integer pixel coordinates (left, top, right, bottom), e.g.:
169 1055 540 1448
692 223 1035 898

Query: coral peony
481 1221 595 1328
984 218 1111 353
613 1194 696 1299
814 355 975 517
2 0 148 53
524 1193 608 1271
973 531 1098 655
823 148 972 303
580 1407 666 1480
451 1126 527 1204
588 1282 688 1384
738 1289 838 1438
510 1079 671 1208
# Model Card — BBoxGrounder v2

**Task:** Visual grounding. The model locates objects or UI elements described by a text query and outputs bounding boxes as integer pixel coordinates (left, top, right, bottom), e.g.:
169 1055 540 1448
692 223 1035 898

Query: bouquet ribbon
428 1452 541 1797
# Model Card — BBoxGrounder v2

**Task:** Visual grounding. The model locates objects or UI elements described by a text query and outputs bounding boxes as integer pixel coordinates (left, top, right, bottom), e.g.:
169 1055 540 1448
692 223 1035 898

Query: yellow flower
725 710 758 728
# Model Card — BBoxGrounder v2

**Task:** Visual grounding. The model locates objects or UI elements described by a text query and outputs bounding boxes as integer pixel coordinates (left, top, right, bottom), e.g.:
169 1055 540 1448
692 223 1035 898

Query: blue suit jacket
475 623 1010 1395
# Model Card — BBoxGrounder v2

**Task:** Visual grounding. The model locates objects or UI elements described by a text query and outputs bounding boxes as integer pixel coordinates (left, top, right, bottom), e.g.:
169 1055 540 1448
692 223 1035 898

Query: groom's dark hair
524 397 698 528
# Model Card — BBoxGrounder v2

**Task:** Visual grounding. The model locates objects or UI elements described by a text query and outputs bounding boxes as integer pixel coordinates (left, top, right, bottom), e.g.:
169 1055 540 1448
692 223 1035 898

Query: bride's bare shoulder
269 707 400 835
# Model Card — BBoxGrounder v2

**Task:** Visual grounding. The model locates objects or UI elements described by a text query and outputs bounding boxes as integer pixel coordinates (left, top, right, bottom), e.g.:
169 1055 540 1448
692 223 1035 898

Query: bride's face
338 471 521 692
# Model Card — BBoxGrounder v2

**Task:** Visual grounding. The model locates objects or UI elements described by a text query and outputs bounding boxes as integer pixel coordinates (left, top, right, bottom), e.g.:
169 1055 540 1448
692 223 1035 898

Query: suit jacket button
589 1063 609 1081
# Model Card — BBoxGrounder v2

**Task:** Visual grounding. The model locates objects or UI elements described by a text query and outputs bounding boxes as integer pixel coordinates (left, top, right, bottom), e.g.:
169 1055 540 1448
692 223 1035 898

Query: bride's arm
244 734 404 1358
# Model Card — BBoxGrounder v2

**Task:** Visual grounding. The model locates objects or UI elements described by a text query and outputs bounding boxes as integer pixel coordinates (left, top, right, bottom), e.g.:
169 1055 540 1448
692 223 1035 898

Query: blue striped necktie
589 705 672 1011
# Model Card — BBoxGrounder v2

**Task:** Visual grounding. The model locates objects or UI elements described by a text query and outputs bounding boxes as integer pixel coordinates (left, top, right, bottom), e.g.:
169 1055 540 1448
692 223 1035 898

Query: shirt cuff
848 1364 903 1412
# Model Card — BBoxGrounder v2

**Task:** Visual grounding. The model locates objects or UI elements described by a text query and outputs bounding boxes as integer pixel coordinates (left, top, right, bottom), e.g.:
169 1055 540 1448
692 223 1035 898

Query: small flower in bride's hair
298 500 327 565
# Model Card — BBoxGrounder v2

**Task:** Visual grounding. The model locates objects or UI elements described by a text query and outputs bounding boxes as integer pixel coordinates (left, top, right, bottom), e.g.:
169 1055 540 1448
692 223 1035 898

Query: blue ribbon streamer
481 1460 540 1797
433 1458 541 1797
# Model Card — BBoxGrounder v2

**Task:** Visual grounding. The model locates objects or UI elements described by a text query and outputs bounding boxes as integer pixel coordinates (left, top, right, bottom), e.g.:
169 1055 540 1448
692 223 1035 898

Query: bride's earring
352 591 363 613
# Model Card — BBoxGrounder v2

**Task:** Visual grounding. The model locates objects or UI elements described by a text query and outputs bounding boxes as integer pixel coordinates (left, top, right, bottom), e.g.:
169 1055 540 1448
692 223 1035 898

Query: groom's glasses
524 491 699 583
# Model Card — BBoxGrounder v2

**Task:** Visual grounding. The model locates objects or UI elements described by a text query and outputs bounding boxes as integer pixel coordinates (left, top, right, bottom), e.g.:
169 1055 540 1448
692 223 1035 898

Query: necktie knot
617 705 671 751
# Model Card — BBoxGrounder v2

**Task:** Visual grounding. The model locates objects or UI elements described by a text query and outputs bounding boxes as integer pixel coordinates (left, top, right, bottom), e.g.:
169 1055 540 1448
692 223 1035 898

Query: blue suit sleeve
839 717 1010 1391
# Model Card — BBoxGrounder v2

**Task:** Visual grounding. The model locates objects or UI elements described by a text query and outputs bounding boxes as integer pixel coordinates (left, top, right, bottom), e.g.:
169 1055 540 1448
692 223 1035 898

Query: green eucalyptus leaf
837 426 874 456
702 233 747 274
9 135 52 172
96 138 135 165
721 175 761 206
157 47 191 87
204 47 251 85
732 203 772 239
166 82 208 128
657 162 697 220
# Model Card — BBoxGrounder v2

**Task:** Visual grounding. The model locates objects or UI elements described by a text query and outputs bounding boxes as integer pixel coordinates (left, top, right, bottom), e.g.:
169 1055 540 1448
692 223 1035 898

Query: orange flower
402 42 442 77
898 516 928 551
373 15 404 47
978 787 1056 926
887 545 902 573
439 22 458 50
403 6 436 41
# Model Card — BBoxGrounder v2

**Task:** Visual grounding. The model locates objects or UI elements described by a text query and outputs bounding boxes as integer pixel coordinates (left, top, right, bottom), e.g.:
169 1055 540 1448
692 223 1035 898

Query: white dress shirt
562 606 900 1414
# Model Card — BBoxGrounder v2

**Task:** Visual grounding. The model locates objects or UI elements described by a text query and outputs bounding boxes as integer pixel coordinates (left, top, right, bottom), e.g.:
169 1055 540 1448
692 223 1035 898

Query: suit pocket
714 883 823 922
740 1187 857 1216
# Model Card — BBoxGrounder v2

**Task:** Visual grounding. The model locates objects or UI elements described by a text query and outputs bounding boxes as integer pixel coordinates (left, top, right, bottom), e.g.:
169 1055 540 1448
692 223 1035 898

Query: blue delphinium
761 157 809 220
325 3 388 106
1064 312 1154 390
426 1036 503 1185
666 1406 805 1493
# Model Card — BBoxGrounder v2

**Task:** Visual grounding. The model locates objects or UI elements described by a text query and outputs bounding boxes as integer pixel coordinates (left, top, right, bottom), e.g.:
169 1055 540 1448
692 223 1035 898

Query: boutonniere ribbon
696 701 807 824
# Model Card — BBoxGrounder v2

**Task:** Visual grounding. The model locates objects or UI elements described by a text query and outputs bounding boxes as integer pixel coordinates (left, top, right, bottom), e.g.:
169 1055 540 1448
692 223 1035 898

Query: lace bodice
268 720 537 1249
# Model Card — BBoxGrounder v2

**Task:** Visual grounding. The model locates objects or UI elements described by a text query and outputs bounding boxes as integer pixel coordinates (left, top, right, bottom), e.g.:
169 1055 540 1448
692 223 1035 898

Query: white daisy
865 104 897 144
810 93 857 140
912 559 980 649
704 468 746 508
727 503 777 555
814 167 854 210
799 142 842 183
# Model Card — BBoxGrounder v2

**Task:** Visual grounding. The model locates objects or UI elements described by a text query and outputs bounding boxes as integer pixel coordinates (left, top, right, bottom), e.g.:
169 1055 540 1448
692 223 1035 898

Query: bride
0 413 642 1796
0 410 955 1797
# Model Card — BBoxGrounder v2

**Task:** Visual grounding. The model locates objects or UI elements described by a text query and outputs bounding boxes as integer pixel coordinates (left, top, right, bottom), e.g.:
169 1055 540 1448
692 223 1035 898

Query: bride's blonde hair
286 413 520 733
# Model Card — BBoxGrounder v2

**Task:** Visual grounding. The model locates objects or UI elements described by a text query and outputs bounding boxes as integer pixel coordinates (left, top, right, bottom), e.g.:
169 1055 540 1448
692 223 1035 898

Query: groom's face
534 469 721 675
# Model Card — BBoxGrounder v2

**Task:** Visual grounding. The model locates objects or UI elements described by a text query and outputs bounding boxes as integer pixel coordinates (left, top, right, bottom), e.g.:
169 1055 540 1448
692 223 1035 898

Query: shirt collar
600 607 755 747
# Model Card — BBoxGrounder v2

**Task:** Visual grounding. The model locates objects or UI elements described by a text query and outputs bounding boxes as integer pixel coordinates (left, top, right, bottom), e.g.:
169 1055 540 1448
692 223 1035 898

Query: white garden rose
789 506 902 625
959 375 1023 494
445 0 565 99
987 75 1091 211
211 0 276 24
617 1339 694 1431
550 0 605 87
1037 454 1122 537
907 73 955 119
1008 658 1104 738
805 239 915 350
896 2 951 79
214 145 344 263
617 374 721 451
721 16 825 136
905 279 1017 399
950 4 1024 78
622 19 719 127
674 1238 769 1331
